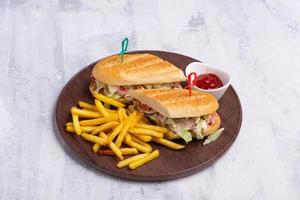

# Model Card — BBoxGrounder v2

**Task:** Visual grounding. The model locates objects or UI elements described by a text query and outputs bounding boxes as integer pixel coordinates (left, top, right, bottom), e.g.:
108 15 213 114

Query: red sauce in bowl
196 73 223 90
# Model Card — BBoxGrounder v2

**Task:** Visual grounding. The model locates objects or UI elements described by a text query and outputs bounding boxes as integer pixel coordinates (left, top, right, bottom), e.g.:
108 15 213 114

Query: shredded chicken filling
132 100 218 142
90 78 182 103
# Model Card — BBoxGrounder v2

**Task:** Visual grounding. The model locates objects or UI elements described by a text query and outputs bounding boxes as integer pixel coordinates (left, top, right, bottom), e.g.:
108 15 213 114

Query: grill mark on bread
92 53 186 85
100 54 148 69
122 55 162 70
125 57 164 72
129 89 219 118
146 90 208 106
126 61 174 75
164 96 207 106
144 90 178 98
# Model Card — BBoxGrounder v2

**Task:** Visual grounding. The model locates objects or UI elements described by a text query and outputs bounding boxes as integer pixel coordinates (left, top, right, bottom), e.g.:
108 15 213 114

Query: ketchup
196 73 223 89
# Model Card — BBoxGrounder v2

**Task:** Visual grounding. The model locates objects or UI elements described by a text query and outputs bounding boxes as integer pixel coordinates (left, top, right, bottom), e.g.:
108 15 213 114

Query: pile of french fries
66 92 185 170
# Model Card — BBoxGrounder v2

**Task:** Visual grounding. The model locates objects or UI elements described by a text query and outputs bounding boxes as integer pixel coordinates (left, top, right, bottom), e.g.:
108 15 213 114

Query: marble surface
0 0 299 199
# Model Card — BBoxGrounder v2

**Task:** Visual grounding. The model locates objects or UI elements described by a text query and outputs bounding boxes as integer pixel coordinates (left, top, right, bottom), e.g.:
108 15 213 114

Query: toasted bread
128 89 219 118
92 53 186 86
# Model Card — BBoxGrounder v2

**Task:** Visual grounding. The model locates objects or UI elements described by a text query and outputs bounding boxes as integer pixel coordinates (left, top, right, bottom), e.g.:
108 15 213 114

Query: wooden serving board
55 51 242 181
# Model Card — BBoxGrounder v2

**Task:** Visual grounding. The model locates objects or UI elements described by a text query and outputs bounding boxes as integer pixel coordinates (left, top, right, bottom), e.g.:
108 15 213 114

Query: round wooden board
55 51 242 181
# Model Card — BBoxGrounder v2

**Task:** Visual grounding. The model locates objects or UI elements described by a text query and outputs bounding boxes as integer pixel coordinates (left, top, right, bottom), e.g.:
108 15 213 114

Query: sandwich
128 89 222 143
90 53 186 103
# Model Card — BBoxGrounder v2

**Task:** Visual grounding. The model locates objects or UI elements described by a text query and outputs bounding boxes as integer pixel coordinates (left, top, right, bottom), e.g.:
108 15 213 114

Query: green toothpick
119 38 129 63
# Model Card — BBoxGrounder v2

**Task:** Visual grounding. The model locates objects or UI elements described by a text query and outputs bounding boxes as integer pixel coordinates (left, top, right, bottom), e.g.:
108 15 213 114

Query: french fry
125 133 132 144
152 138 185 150
66 126 97 133
129 128 163 138
81 126 98 132
99 132 123 160
116 153 148 168
78 101 116 113
93 143 101 154
117 108 124 122
130 112 144 128
81 107 116 114
93 92 125 108
66 126 74 133
79 114 118 126
134 123 169 133
109 142 124 160
130 132 152 142
121 108 128 119
126 140 152 153
106 109 117 113
71 108 81 135
164 131 175 139
79 101 98 111
95 99 109 117
91 121 119 135
66 122 73 127
108 122 124 142
82 108 99 113
129 150 159 170
131 135 152 151
99 131 112 139
115 111 137 147
71 107 101 118
81 133 107 145
99 148 138 155
93 132 112 154
99 132 108 140
120 148 138 155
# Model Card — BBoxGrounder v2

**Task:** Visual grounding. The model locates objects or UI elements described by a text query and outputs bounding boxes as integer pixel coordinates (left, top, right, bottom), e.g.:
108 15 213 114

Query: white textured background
0 0 300 199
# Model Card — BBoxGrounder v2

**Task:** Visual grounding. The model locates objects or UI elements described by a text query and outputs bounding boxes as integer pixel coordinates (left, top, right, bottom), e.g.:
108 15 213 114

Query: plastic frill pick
119 38 129 63
187 72 197 96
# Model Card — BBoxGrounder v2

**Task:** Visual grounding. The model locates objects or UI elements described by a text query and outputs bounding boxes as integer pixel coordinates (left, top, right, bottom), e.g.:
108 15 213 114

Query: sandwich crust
128 89 219 118
92 53 186 86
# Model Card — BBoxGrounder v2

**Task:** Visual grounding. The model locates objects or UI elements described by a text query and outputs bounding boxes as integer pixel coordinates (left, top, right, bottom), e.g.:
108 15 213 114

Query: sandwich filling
90 77 182 103
131 100 219 143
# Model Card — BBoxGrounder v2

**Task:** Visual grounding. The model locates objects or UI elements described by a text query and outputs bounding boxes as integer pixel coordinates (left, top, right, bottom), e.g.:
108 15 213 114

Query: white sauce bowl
185 62 231 100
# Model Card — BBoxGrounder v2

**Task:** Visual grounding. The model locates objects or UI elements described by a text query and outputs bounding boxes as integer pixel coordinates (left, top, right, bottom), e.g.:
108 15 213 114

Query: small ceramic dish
185 62 231 100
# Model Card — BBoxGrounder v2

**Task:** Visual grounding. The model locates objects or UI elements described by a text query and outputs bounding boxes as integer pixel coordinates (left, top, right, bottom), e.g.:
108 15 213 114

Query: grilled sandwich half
90 53 186 103
128 89 222 143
